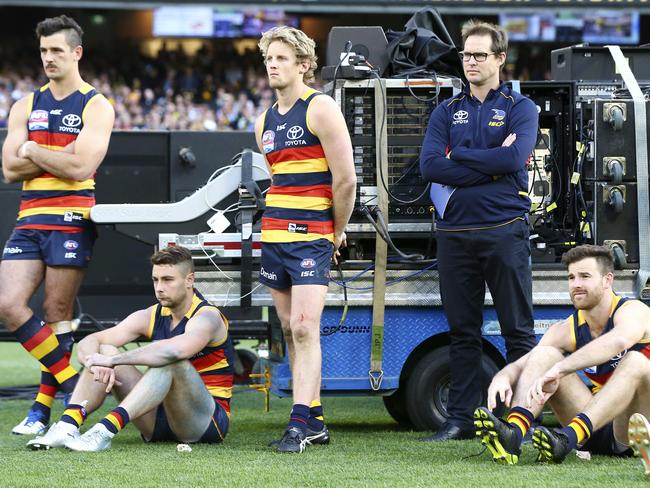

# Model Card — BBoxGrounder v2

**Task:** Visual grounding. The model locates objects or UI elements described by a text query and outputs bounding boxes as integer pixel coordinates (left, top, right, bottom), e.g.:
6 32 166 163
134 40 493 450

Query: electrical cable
329 40 353 98
368 70 433 205
320 263 349 337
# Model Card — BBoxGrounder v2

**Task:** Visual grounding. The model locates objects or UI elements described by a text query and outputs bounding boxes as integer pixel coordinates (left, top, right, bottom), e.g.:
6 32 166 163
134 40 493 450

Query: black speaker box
551 45 650 82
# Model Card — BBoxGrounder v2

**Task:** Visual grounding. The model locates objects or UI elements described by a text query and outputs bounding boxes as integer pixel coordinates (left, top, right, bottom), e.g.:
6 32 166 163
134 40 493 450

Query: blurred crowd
0 42 281 131
0 39 547 132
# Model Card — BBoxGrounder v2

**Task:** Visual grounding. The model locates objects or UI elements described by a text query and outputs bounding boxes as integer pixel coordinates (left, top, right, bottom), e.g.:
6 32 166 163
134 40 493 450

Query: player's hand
487 375 513 411
86 352 114 369
527 364 561 407
333 231 347 265
88 365 122 393
17 140 37 159
502 133 517 147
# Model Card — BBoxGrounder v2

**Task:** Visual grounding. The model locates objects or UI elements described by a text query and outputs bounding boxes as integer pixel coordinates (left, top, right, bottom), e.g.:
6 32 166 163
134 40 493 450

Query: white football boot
12 410 48 436
27 421 80 450
65 423 114 452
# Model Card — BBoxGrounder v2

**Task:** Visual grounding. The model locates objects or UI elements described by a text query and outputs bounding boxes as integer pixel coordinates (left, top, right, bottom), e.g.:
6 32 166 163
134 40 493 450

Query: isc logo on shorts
64 252 77 259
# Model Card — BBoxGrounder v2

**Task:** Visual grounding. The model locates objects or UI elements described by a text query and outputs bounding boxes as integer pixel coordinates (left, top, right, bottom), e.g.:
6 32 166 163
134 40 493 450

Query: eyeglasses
460 51 497 63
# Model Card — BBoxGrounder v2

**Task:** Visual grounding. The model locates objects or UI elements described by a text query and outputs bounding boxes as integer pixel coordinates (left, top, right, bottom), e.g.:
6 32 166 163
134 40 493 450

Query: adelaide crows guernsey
18 82 101 231
570 293 650 392
260 88 334 244
146 291 235 415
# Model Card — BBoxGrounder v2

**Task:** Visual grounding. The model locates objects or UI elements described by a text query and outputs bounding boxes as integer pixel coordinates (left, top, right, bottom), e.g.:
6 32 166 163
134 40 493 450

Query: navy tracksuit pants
436 218 537 429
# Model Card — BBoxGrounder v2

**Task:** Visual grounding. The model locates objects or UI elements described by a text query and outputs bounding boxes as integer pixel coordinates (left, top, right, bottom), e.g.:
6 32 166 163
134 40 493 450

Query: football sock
308 399 325 431
60 403 88 429
100 407 130 435
29 322 76 419
507 406 535 446
29 365 57 420
287 404 310 433
14 315 78 393
562 413 593 450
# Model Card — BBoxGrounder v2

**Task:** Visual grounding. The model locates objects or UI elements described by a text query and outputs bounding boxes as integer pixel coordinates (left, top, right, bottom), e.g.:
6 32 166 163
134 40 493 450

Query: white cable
203 157 270 213
224 282 263 306
197 231 234 281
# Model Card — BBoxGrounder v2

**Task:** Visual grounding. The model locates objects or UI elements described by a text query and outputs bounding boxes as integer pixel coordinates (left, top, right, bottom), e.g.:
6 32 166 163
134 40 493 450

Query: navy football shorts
145 399 229 444
2 227 96 268
259 239 333 289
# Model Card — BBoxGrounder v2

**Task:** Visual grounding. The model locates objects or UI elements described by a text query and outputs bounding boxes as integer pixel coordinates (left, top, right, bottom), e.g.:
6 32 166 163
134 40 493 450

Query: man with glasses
419 20 538 441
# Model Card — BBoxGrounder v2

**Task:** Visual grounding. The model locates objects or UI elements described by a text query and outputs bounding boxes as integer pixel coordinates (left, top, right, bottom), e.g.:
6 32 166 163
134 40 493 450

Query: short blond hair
258 26 318 84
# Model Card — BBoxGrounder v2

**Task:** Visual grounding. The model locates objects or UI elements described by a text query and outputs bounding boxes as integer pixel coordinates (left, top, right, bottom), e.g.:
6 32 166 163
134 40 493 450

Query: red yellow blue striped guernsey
261 88 334 243
146 290 234 415
18 82 101 231
570 292 650 392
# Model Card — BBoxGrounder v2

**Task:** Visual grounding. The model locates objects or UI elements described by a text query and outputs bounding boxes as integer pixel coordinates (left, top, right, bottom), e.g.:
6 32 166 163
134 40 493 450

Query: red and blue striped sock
100 407 130 435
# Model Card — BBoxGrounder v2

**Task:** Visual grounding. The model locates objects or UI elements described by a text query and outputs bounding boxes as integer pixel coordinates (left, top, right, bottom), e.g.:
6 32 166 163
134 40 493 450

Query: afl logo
28 110 48 130
62 114 81 127
63 240 79 250
300 258 316 269
262 130 275 153
287 125 304 140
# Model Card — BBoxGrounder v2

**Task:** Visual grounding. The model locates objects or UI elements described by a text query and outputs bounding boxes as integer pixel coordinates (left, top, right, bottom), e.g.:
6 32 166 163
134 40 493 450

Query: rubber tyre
405 345 499 431
383 387 413 427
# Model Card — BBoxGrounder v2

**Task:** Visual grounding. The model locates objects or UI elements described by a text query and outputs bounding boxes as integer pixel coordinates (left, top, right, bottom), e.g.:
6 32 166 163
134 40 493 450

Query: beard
570 288 603 310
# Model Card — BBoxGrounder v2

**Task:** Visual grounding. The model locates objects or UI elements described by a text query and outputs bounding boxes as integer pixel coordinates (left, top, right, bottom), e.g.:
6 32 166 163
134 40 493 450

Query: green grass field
0 343 645 487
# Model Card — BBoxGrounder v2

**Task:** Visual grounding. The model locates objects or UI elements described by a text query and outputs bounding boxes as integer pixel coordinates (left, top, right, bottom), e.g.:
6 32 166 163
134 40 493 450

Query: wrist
555 360 570 377
23 140 37 158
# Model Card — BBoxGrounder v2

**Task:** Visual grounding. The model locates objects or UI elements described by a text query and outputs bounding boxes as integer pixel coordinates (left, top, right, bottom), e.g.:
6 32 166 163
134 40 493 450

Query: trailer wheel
405 346 499 431
382 387 412 427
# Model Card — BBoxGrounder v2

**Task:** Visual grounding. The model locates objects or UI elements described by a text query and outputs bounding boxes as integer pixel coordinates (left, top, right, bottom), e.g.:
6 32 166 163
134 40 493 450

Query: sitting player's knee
529 345 563 363
99 344 120 356
617 351 650 376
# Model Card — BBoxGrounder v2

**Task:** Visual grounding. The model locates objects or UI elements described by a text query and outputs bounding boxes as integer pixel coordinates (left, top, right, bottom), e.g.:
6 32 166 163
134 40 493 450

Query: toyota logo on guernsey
285 125 306 147
287 125 304 140
62 114 81 127
452 110 469 125
60 114 82 134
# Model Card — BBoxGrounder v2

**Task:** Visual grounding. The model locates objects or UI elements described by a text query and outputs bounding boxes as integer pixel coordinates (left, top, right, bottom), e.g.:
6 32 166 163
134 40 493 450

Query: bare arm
19 95 114 181
308 95 356 253
1 97 44 183
254 114 272 178
76 308 152 367
88 308 225 368
486 317 572 409
553 301 648 377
